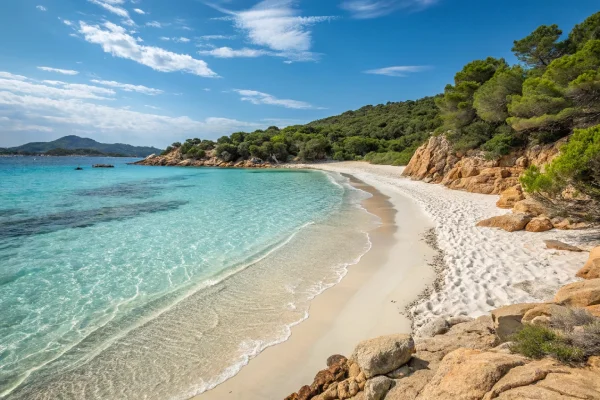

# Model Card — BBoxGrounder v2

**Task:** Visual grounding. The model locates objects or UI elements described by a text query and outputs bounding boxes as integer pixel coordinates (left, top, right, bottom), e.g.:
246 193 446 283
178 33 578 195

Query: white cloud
198 35 236 40
340 0 438 18
234 89 321 109
210 0 333 62
90 79 163 95
133 8 145 15
88 0 135 26
203 88 211 92
161 37 191 43
364 65 431 77
0 71 263 145
144 105 161 110
36 5 47 11
37 66 80 75
0 75 114 100
61 19 74 26
198 47 271 58
78 22 218 77
146 21 162 28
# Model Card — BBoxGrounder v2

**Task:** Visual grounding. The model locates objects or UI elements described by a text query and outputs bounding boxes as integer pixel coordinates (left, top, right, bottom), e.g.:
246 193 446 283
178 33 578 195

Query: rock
577 246 600 280
327 354 348 367
350 334 415 378
337 378 360 399
544 239 583 252
521 304 569 325
525 217 554 232
491 303 540 342
554 279 600 307
413 316 498 372
482 359 566 400
348 362 361 378
512 198 547 217
476 213 532 232
446 316 474 326
386 365 411 379
416 318 450 338
364 376 393 400
417 348 526 400
497 186 525 209
586 304 600 317
384 370 434 400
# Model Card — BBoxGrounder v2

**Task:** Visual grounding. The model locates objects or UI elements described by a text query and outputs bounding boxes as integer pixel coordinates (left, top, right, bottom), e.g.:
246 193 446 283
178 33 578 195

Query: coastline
198 169 437 399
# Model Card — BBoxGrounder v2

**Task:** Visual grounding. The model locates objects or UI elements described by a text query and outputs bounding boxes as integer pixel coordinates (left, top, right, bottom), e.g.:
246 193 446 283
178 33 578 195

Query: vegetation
510 308 600 364
168 97 441 164
165 11 600 168
520 125 600 219
44 148 127 157
5 135 162 157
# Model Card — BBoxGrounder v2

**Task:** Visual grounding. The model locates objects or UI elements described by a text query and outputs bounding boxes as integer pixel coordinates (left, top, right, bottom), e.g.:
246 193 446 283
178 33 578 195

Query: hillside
4 136 162 157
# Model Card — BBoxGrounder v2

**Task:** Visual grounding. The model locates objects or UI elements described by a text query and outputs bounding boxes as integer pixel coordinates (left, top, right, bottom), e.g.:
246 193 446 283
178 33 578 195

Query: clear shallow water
0 157 377 399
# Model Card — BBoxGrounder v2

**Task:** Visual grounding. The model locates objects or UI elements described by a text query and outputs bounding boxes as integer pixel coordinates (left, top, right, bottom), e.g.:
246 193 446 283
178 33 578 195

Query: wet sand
199 173 436 399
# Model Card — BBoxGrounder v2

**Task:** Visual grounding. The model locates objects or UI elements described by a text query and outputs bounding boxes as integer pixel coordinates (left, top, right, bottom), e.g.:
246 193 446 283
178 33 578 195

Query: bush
520 124 600 220
365 150 414 166
482 132 518 159
510 308 600 364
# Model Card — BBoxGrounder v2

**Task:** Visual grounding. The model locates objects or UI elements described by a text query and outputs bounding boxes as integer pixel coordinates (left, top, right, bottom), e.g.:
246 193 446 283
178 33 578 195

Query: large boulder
512 198 548 217
491 303 540 342
416 348 526 400
577 246 600 280
383 370 434 400
476 213 532 232
350 334 415 378
496 186 525 209
521 304 569 325
525 216 554 232
554 279 600 307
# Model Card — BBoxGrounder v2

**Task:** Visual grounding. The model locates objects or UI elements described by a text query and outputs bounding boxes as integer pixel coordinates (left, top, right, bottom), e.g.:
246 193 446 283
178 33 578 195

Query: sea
0 156 377 399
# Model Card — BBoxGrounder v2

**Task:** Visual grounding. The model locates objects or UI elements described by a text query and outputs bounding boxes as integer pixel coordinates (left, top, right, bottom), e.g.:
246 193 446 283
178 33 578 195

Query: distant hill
4 136 162 157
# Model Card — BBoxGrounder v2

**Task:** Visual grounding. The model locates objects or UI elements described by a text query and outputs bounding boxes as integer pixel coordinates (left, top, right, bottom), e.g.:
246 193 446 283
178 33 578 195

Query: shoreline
198 170 437 399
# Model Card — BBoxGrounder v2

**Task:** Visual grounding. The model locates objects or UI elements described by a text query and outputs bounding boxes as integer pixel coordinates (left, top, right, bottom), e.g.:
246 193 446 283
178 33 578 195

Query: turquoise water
0 157 376 399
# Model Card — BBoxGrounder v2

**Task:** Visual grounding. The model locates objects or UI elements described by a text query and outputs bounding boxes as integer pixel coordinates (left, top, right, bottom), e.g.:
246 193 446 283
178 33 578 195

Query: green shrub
365 150 414 166
482 132 518 159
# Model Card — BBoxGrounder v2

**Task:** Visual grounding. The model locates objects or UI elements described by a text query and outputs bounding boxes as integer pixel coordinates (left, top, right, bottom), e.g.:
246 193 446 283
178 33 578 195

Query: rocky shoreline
284 247 600 400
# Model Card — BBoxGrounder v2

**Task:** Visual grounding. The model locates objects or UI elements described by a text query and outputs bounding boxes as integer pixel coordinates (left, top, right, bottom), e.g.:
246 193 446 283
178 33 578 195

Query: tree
512 24 566 69
568 12 600 52
520 125 600 220
474 66 525 123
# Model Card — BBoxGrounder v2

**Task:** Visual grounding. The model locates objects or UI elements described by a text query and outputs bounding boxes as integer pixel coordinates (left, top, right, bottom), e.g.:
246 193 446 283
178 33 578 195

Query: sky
0 0 598 148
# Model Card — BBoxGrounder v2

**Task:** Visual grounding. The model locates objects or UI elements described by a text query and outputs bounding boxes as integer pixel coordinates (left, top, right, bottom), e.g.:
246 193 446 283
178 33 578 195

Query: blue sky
0 0 598 148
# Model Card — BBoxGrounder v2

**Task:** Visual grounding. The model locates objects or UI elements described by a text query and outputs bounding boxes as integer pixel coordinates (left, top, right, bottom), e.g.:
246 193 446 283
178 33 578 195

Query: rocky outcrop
496 186 525 209
135 149 276 169
577 246 600 280
476 213 532 232
402 136 564 195
554 279 600 307
491 303 539 341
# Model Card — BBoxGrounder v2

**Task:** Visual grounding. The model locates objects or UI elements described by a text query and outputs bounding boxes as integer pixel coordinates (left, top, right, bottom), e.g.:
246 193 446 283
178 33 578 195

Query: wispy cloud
90 80 163 95
133 8 145 15
340 0 439 18
145 21 162 28
198 47 271 58
144 105 161 110
197 34 236 40
0 70 263 145
78 22 218 77
37 66 80 75
234 89 322 109
87 0 135 26
209 0 333 62
364 65 431 77
160 37 191 43
36 5 47 11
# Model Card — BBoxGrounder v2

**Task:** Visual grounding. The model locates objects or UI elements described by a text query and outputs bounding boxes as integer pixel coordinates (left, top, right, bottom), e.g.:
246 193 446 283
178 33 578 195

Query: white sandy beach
200 161 595 399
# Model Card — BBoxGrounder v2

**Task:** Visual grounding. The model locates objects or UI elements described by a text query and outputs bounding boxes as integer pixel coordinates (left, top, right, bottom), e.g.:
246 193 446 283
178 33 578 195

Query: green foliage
512 24 566 69
365 149 414 166
447 121 496 153
568 12 600 52
437 58 506 130
521 125 600 219
511 309 600 364
474 66 525 123
482 132 518 159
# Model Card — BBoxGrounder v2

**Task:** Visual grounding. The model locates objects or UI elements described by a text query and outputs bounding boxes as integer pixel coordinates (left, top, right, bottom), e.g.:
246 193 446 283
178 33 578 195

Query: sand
198 169 437 400
199 161 596 399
